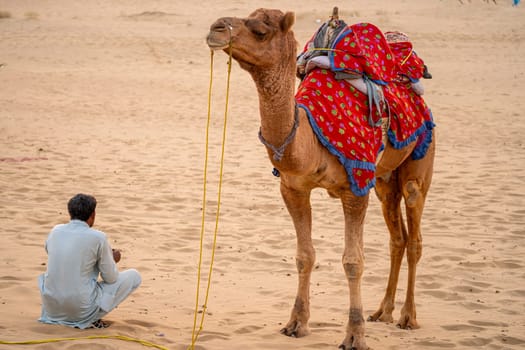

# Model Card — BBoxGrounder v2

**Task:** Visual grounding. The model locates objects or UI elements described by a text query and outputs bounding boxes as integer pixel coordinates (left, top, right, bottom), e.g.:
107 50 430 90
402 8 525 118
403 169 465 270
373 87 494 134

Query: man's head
68 194 97 224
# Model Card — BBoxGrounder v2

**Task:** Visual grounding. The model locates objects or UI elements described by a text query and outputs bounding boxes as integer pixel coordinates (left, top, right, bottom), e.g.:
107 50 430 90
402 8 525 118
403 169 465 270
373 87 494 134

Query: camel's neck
251 52 297 149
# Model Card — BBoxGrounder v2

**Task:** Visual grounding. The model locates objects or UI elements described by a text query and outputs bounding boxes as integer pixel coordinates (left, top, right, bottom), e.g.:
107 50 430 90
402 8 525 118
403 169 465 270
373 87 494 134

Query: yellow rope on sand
0 335 169 349
187 44 233 350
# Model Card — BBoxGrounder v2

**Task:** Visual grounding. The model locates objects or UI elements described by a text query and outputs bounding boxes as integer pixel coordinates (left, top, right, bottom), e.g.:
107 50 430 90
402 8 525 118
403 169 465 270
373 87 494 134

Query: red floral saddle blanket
295 22 435 196
296 69 382 196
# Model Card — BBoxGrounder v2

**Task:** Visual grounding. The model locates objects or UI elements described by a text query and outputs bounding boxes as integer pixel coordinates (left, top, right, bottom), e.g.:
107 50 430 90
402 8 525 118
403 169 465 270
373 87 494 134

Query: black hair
67 193 97 221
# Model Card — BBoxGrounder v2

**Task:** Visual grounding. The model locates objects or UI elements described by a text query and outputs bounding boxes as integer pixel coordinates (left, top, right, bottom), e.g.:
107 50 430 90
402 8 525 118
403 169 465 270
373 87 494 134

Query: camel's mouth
206 34 230 51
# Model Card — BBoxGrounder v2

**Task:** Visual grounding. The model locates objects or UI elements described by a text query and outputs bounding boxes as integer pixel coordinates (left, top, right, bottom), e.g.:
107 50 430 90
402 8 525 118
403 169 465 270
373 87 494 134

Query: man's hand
112 249 121 263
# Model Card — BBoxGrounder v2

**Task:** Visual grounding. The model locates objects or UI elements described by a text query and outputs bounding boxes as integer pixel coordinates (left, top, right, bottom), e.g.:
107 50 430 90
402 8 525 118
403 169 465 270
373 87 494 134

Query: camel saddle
295 20 435 196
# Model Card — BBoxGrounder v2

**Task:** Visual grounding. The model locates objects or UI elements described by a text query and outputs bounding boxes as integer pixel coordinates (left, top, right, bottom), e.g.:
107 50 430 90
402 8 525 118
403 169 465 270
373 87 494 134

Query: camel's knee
296 253 315 274
407 240 422 264
342 261 364 280
390 235 406 254
403 180 421 208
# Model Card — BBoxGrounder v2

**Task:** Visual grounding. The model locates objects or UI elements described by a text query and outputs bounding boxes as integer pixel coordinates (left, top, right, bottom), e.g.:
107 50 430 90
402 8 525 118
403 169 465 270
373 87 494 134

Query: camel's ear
280 11 295 33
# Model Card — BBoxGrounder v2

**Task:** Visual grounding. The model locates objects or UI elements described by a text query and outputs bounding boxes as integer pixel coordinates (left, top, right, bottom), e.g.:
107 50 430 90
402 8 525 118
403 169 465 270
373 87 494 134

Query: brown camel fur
207 8 435 350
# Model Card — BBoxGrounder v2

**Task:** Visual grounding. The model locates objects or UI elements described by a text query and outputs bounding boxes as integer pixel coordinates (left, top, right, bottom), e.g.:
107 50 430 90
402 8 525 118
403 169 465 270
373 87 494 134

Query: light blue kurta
38 220 119 329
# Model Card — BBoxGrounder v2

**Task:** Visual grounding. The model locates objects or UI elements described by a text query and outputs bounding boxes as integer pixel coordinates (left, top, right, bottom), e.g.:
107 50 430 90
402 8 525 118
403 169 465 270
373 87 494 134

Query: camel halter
258 105 300 162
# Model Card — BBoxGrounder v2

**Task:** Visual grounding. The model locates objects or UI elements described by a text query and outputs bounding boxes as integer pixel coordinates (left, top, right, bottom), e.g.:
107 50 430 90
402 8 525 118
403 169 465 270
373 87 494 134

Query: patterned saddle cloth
296 22 435 196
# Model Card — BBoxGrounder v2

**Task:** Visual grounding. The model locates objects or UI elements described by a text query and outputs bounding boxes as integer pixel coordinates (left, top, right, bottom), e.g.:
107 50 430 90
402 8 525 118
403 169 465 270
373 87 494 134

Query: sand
1 0 524 349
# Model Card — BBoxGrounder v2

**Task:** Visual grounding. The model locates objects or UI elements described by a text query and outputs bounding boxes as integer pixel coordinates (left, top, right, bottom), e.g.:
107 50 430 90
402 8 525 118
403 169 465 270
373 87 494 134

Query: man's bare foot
112 249 121 263
91 319 110 329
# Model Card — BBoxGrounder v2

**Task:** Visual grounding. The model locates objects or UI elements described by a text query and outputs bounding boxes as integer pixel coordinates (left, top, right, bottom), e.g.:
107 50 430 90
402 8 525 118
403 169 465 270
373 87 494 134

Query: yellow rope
187 45 233 350
0 335 169 349
309 47 341 52
187 49 214 349
400 48 413 66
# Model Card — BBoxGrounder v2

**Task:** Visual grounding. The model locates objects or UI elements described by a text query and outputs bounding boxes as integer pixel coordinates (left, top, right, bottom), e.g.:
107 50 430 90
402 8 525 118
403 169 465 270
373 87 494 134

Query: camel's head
206 8 296 72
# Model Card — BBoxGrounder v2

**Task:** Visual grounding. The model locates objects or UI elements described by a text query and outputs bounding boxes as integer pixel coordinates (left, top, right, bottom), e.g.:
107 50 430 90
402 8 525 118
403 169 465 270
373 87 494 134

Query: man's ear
280 11 295 33
87 210 96 227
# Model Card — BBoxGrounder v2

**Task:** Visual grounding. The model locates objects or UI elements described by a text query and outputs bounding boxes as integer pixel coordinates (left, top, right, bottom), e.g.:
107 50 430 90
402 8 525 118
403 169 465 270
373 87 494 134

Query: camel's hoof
396 323 413 330
280 327 297 338
396 318 418 330
338 345 357 350
367 310 394 324
339 343 367 350
339 336 368 350
280 320 308 338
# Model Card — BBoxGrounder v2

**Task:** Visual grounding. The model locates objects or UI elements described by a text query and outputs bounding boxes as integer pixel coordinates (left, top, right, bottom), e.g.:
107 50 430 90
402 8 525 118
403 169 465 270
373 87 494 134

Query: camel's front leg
339 190 369 350
279 182 315 338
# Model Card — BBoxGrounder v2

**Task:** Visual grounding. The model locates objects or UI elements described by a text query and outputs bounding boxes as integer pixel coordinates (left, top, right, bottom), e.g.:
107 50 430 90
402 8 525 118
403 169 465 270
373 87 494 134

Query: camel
207 8 435 350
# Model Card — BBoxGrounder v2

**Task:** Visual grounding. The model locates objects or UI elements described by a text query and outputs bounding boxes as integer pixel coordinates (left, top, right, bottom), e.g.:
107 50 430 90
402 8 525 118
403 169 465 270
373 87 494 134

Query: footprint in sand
457 337 493 347
123 319 162 328
0 275 29 290
420 289 465 301
309 321 343 333
196 330 230 341
414 338 455 348
441 324 485 332
233 325 264 334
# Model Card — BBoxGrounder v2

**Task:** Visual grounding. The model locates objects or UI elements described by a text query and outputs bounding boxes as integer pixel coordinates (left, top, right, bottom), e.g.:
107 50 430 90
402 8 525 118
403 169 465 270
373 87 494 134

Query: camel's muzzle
207 18 234 50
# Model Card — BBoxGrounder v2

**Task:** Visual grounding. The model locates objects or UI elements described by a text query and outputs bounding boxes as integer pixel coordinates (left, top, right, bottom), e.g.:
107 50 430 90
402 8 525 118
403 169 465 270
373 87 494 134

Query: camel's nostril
211 23 226 32
210 17 233 32
211 19 232 32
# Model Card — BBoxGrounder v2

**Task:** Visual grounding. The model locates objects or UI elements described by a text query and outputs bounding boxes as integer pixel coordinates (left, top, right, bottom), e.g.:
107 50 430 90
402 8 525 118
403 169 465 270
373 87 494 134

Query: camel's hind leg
279 182 315 338
371 135 435 329
396 137 434 329
368 170 406 324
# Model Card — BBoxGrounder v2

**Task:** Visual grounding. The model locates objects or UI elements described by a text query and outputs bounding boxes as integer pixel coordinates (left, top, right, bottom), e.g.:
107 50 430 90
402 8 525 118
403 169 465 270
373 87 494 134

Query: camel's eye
252 29 267 40
246 19 268 40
